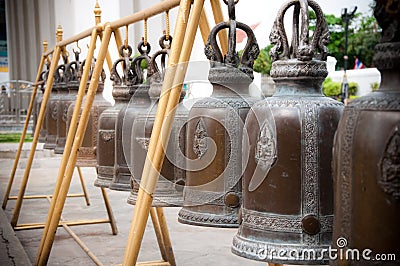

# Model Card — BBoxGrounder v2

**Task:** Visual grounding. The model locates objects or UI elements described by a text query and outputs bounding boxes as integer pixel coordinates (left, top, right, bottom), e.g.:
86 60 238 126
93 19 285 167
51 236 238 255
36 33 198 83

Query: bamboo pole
155 208 175 266
210 0 228 55
100 187 118 235
10 46 61 228
121 1 192 264
199 9 211 44
2 53 45 210
122 1 206 265
36 24 113 266
110 0 180 29
10 24 66 227
35 28 100 263
114 29 124 51
150 208 167 262
76 167 90 206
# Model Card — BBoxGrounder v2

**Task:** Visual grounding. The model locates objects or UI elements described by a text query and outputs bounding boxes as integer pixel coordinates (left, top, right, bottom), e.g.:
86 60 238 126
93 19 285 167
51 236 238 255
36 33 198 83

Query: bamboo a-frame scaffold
2 30 92 216
2 3 117 236
32 0 231 265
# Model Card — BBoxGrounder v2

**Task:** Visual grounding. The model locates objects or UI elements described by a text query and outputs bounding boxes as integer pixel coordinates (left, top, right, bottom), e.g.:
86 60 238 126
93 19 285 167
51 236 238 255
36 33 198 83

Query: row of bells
32 0 399 265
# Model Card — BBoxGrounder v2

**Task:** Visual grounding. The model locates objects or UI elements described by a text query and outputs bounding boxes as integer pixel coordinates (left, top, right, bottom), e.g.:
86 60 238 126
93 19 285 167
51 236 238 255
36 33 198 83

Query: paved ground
0 143 264 266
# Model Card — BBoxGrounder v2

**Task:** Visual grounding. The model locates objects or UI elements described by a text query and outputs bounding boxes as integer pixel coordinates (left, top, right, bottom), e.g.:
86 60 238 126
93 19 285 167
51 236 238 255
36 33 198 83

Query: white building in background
5 0 377 98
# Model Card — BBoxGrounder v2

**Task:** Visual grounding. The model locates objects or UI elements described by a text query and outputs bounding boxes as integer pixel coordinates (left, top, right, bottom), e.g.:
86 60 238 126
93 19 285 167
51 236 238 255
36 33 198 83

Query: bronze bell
331 2 400 265
109 41 152 191
43 61 66 150
127 36 188 207
95 45 135 188
66 58 111 167
178 0 260 228
232 0 343 264
55 52 81 154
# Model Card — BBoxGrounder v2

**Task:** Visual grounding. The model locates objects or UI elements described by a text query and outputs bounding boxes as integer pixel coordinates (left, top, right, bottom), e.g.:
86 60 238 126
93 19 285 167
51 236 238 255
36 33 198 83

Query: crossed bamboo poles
0 0 258 265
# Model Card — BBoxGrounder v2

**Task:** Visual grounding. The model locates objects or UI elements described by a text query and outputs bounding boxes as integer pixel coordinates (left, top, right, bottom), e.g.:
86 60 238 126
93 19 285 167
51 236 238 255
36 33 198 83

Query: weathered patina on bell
55 52 81 154
331 2 400 265
95 45 134 188
178 0 260 227
127 36 188 207
44 61 66 150
67 58 111 167
109 41 151 191
232 0 343 264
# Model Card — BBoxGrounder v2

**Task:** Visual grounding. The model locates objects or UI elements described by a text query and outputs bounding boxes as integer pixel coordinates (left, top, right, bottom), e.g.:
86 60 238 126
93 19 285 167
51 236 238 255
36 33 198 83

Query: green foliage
0 133 33 143
253 44 273 75
309 5 381 69
322 78 341 96
322 77 358 98
370 82 380 91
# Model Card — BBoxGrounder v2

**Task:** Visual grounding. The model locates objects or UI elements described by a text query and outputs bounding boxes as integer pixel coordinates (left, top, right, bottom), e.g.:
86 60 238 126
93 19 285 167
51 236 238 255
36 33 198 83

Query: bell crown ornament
269 0 329 81
204 0 259 84
373 0 400 71
77 56 106 93
110 44 137 101
147 35 177 100
130 40 152 92
64 51 81 83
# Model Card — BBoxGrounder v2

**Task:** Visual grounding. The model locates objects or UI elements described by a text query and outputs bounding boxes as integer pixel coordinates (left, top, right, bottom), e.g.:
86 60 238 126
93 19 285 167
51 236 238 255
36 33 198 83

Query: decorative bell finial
204 0 259 79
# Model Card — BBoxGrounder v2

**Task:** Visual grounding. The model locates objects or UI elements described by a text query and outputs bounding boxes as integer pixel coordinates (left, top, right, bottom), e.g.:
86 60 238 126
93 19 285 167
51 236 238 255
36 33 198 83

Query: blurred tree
309 3 381 69
253 44 273 75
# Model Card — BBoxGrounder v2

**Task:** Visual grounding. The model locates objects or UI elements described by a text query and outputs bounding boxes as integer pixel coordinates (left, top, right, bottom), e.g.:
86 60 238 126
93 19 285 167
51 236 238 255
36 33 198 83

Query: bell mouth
270 59 328 81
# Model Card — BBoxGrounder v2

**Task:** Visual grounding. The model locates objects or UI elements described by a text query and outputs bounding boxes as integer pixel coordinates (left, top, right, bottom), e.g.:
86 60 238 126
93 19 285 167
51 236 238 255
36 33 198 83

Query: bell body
110 85 150 191
232 60 343 264
331 69 400 265
43 83 60 149
95 85 131 188
54 81 74 154
67 82 111 167
178 67 255 228
127 83 188 206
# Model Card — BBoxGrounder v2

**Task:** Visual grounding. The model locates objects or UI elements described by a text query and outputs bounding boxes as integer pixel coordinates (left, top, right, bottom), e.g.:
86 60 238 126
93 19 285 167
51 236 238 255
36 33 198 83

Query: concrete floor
0 144 264 266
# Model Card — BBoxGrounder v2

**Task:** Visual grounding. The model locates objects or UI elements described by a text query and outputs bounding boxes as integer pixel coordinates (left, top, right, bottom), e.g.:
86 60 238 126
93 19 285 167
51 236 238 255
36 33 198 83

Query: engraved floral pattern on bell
255 121 277 172
193 118 208 159
379 126 400 200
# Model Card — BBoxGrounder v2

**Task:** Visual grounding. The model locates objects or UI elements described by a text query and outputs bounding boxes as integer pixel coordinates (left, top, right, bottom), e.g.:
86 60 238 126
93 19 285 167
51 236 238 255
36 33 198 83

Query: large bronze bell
95 45 134 188
178 0 260 228
43 61 66 150
232 0 343 264
55 52 81 154
109 41 151 191
331 2 400 265
66 58 111 167
127 36 188 207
